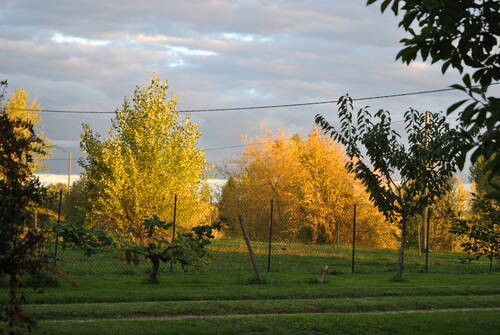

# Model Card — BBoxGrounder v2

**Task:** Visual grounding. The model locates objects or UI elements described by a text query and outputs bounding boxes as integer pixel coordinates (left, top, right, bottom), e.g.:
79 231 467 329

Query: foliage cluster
315 98 461 277
79 77 213 242
451 157 500 270
219 127 397 248
0 82 49 333
367 0 500 198
123 216 222 283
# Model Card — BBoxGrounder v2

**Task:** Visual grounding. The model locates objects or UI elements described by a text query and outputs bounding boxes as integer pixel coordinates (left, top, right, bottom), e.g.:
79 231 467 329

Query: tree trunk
7 272 19 333
396 216 408 279
149 255 160 283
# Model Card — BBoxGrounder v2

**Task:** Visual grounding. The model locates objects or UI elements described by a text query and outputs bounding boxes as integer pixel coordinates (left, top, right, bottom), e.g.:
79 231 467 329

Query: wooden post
239 215 262 283
267 199 273 272
67 152 72 193
319 265 329 284
351 204 357 274
425 208 431 273
421 111 430 254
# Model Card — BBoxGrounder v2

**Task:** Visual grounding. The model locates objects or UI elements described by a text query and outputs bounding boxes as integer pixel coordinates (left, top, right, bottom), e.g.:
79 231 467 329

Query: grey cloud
0 0 476 179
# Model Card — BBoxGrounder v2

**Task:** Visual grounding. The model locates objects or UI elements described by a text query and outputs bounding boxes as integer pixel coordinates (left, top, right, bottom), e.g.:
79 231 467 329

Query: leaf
380 0 392 13
446 99 468 115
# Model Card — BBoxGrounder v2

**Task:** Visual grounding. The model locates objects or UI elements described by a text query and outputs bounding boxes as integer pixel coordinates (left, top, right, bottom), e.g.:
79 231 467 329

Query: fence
45 195 497 279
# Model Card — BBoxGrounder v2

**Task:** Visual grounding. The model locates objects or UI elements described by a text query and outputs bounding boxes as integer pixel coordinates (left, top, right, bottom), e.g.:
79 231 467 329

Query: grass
34 311 500 334
24 295 500 320
0 240 498 334
0 241 498 305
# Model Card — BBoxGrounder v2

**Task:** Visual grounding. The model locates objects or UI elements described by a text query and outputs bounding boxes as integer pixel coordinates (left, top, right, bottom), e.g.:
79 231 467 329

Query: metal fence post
54 189 63 266
267 199 274 272
352 203 357 274
172 194 177 242
425 208 431 273
170 194 177 272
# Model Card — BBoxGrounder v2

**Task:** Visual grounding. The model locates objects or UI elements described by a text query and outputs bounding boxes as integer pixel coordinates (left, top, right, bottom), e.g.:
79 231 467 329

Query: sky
1 0 491 179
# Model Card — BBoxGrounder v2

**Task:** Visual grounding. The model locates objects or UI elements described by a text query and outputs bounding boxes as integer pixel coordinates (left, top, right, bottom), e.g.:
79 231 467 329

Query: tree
124 216 221 283
3 87 51 172
315 96 461 278
366 0 500 198
0 87 48 332
451 157 500 271
219 127 396 248
427 177 470 251
80 77 211 246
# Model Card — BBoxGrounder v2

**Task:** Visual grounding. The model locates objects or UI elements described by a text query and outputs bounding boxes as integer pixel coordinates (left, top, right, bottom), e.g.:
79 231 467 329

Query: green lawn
0 240 498 334
24 295 500 320
35 311 500 335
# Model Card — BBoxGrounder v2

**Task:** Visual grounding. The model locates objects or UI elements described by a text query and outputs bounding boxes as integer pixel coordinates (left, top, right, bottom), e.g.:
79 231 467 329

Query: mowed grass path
35 311 500 335
1 241 498 334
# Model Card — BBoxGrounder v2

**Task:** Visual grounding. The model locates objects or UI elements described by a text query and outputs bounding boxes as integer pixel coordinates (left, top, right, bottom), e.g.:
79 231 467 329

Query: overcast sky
1 0 490 178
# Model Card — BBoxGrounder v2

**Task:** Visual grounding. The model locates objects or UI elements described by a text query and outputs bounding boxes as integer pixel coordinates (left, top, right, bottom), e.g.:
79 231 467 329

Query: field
1 239 499 334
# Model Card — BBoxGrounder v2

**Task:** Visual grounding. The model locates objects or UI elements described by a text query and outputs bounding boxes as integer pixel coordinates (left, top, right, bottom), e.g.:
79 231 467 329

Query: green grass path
35 310 500 334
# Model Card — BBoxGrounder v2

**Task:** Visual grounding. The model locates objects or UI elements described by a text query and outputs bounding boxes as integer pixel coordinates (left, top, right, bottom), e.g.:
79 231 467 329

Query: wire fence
44 194 497 279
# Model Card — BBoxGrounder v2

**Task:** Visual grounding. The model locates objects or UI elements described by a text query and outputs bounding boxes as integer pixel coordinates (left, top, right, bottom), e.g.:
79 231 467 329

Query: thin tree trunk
7 272 19 333
149 255 160 283
396 216 408 279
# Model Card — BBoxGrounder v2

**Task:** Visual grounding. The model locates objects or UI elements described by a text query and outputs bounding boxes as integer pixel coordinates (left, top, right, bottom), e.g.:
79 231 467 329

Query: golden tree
80 77 211 243
3 87 51 172
219 127 396 247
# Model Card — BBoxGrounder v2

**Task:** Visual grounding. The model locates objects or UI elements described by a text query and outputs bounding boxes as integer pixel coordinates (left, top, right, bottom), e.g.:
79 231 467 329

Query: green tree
0 83 48 333
80 77 211 245
124 216 221 283
316 97 461 278
451 157 500 271
366 0 500 198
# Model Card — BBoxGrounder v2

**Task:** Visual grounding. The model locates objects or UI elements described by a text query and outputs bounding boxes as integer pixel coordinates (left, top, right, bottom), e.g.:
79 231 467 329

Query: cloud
51 32 110 46
1 0 479 181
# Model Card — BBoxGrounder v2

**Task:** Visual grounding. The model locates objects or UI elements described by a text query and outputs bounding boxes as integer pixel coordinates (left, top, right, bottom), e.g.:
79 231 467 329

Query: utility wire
5 83 497 115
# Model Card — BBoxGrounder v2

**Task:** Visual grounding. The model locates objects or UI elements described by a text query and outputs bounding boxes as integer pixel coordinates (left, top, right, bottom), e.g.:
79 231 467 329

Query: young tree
451 157 500 271
80 77 211 245
0 89 48 332
124 216 221 283
315 96 461 278
366 0 500 198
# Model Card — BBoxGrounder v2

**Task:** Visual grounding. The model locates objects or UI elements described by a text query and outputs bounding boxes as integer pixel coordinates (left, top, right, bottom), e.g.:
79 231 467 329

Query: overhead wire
4 83 497 115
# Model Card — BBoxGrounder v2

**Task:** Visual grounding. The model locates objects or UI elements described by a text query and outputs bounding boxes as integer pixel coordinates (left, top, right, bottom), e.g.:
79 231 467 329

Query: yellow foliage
219 127 398 248
80 77 211 244
3 88 51 172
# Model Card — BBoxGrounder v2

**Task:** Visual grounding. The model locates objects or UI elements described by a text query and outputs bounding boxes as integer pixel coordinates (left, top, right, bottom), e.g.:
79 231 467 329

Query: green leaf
380 0 392 13
446 99 468 115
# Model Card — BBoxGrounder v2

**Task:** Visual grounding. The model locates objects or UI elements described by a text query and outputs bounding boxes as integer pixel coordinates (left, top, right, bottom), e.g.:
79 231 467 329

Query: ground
1 240 499 334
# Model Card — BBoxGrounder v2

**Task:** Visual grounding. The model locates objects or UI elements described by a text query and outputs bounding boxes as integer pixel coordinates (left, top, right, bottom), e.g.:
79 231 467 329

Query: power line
5 83 497 115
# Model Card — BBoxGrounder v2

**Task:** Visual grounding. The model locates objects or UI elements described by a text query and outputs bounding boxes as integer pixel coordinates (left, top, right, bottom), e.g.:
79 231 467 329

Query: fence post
54 189 63 266
170 194 177 272
172 194 177 242
239 215 262 283
425 208 431 273
267 199 274 272
352 203 357 274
